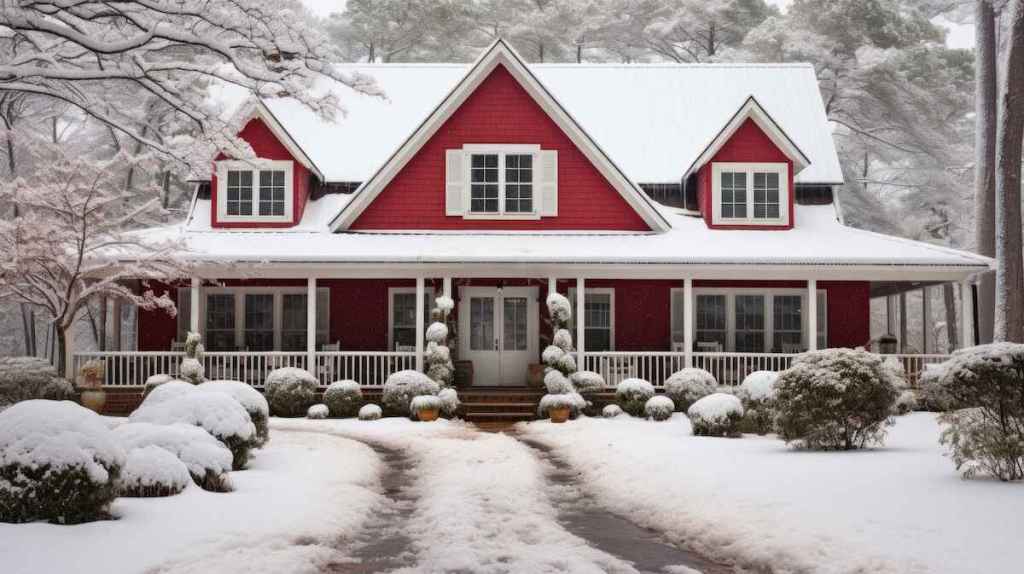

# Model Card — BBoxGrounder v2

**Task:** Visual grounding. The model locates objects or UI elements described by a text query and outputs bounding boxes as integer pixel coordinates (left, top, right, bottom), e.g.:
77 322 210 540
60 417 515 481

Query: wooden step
464 411 537 423
460 403 537 414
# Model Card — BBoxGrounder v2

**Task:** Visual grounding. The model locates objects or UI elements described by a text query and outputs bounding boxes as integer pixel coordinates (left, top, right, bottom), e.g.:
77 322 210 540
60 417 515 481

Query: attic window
216 160 293 223
711 162 789 226
446 144 557 220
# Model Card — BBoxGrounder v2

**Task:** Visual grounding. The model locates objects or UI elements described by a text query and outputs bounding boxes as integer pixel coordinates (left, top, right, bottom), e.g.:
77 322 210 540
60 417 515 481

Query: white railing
887 354 951 386
202 352 309 387
314 351 417 387
73 351 186 387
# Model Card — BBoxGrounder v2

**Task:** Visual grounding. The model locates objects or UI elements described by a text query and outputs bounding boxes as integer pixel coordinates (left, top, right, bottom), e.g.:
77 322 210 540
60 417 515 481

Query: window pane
244 294 274 351
720 171 746 219
772 295 803 351
753 170 780 220
584 294 611 352
735 295 765 352
259 169 286 217
205 294 236 351
226 170 253 216
503 297 528 351
470 297 494 351
470 153 499 214
695 294 727 350
504 154 534 213
281 294 307 351
391 291 431 350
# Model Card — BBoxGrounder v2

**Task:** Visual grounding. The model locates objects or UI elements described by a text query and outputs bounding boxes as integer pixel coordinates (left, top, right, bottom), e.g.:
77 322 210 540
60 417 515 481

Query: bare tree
974 0 998 344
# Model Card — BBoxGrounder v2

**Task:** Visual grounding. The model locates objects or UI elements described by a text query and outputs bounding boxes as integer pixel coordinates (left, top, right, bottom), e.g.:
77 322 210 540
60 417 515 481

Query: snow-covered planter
544 369 574 394
538 393 576 423
264 367 319 418
0 357 75 409
0 400 126 524
382 370 439 417
615 378 655 417
894 390 919 415
113 422 233 492
118 445 191 498
774 349 900 450
198 380 270 446
322 380 363 418
306 404 329 419
438 387 460 418
570 370 606 396
664 368 717 412
688 393 744 437
142 379 195 406
737 371 779 435
358 404 382 421
410 395 443 422
602 404 624 418
142 374 175 398
645 395 675 421
131 392 257 470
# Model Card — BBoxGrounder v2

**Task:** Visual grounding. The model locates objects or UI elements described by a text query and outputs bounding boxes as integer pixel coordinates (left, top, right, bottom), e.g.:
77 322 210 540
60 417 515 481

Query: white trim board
227 100 325 181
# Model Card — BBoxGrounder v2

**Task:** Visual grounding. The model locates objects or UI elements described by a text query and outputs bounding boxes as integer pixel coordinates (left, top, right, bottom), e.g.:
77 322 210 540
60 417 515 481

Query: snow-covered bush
894 390 919 415
570 370 606 395
435 295 455 314
143 374 175 398
934 343 1024 481
264 367 319 417
602 404 624 418
199 380 270 446
322 380 363 418
737 371 779 435
547 293 572 325
438 387 460 418
544 369 574 394
664 368 717 412
774 349 900 450
382 370 439 417
306 403 329 419
538 393 585 418
688 393 744 437
424 295 456 387
142 379 195 406
615 378 655 417
131 392 257 470
410 395 442 417
359 403 382 421
0 400 125 524
179 331 205 384
918 362 953 411
645 395 675 421
883 356 909 390
113 422 233 492
0 357 75 409
118 445 191 498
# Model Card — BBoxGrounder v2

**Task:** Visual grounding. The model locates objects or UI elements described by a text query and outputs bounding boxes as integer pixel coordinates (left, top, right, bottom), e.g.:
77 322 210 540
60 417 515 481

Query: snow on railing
888 353 950 386
314 351 417 387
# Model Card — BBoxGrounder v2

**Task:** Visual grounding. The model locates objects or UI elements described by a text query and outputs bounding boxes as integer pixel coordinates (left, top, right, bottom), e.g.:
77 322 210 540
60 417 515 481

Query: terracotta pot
417 408 440 422
80 390 107 413
549 406 571 423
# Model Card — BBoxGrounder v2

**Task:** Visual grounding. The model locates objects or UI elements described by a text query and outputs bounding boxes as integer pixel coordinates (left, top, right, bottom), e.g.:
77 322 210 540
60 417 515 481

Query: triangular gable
226 99 324 181
683 96 810 180
330 39 670 232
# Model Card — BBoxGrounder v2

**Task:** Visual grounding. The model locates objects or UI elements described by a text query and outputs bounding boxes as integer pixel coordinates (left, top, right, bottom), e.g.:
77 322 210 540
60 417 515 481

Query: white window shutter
445 149 465 216
539 150 558 216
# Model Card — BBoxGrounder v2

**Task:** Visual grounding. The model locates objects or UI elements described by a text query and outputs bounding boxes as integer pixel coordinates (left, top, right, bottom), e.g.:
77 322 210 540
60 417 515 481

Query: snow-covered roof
219 62 843 185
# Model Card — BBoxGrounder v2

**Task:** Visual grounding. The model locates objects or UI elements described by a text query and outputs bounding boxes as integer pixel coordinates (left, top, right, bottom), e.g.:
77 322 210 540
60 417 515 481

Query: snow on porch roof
234 62 843 185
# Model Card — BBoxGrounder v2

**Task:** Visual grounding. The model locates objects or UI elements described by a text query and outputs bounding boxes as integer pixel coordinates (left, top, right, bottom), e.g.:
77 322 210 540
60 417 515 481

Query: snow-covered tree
973 0 998 345
424 296 455 387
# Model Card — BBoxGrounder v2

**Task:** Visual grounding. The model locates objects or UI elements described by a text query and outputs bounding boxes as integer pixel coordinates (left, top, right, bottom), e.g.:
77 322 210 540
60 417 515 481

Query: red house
85 41 990 411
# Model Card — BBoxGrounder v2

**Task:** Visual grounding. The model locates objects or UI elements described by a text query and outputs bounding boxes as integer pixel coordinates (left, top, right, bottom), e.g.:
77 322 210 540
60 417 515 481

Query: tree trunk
98 297 108 352
995 0 1024 342
975 0 998 344
56 326 68 378
944 283 958 351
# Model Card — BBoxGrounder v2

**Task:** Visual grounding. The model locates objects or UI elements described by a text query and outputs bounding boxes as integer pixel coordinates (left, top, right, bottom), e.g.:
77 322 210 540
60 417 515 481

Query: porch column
415 277 425 370
189 277 201 334
307 277 317 370
807 279 818 351
960 280 974 349
921 287 931 354
683 278 693 368
443 277 452 300
548 277 557 296
899 292 908 352
576 277 585 370
112 299 123 351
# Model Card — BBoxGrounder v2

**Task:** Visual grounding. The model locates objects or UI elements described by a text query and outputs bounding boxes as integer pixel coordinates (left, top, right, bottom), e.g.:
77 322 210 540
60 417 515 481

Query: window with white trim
216 160 294 222
388 288 432 351
446 145 555 219
198 287 329 351
469 151 534 215
568 288 615 352
711 162 788 225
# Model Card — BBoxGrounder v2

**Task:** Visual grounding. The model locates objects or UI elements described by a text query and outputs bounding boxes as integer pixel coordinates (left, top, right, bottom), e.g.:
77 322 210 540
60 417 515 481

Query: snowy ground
517 412 1024 574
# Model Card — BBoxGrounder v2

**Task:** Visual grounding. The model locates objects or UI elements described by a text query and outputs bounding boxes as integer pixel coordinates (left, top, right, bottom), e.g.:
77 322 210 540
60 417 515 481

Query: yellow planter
549 406 571 423
417 408 440 422
80 390 107 413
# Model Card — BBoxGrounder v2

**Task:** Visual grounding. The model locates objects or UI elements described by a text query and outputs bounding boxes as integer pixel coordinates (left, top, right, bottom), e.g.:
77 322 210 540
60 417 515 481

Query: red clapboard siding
137 281 180 351
350 64 651 231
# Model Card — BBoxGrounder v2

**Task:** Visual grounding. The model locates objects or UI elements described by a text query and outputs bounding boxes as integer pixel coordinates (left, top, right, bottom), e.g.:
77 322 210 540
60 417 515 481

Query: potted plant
411 394 442 422
541 394 574 424
77 359 106 413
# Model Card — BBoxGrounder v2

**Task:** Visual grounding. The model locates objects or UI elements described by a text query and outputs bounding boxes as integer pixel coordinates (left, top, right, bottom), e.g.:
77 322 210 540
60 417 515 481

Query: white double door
458 286 539 386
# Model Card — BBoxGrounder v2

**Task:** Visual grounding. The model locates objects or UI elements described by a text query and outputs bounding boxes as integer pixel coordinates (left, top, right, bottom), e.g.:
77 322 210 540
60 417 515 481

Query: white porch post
415 277 425 370
443 277 452 301
112 299 123 351
189 277 201 334
576 277 586 370
548 277 557 296
899 292 908 352
683 278 694 368
921 287 931 354
807 279 818 351
307 277 317 370
960 280 974 349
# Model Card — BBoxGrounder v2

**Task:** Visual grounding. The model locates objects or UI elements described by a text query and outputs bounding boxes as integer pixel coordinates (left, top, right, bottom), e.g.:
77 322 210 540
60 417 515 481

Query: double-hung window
711 163 788 226
568 288 615 352
216 160 293 223
467 147 537 217
389 288 433 351
199 288 329 351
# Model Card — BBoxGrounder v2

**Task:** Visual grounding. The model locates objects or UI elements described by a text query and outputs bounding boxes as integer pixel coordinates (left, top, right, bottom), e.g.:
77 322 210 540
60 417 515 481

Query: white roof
240 62 843 185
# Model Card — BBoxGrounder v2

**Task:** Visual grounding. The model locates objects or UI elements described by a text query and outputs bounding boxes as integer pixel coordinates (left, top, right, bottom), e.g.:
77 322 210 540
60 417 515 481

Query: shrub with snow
359 403 383 421
382 370 439 417
142 379 195 406
199 380 270 446
113 422 233 492
322 380 363 418
547 293 572 325
615 378 655 417
688 393 744 437
544 369 574 394
774 349 900 450
438 387 460 418
425 340 455 387
0 357 75 409
142 374 175 398
919 362 953 411
264 367 319 417
435 295 455 314
894 390 919 415
737 371 779 435
425 321 449 344
602 404 624 418
0 400 126 524
306 403 329 419
645 395 675 421
179 332 206 384
664 368 717 412
410 395 443 417
118 445 191 498
570 370 606 395
537 393 585 418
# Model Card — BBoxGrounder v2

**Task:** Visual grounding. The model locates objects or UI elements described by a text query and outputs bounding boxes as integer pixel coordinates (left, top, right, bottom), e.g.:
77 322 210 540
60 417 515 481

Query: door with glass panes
458 287 538 386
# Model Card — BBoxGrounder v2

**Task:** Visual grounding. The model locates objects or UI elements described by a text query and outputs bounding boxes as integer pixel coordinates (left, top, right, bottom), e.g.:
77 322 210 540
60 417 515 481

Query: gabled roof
328 39 671 232
228 99 324 181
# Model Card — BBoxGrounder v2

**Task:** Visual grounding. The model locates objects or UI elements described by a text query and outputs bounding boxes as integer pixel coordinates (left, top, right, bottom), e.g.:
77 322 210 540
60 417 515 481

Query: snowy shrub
178 332 205 384
883 356 909 390
118 445 191 498
382 370 439 417
0 357 75 409
570 370 606 395
602 404 624 418
544 369 574 394
774 349 900 450
645 396 675 421
198 380 270 446
322 380 363 418
688 393 744 437
142 379 195 406
737 371 779 435
615 378 655 417
542 345 565 366
143 374 175 398
264 367 318 418
131 392 257 470
306 403 329 419
438 387 460 418
410 395 442 417
359 403 382 421
435 295 455 314
425 340 454 387
664 368 717 412
113 422 233 492
538 393 585 419
0 400 125 524
547 293 572 325
934 343 1024 481
552 328 573 350
425 322 448 344
894 390 919 415
919 362 953 411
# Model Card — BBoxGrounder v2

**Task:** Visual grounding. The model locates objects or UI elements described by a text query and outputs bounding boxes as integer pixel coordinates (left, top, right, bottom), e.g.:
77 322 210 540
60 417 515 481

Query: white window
197 287 329 351
216 160 294 222
468 150 535 215
388 288 433 351
446 145 557 219
711 162 788 226
568 288 615 352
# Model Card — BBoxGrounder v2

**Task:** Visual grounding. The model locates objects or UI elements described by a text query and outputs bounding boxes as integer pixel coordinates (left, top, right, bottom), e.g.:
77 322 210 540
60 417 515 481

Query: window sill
462 212 542 221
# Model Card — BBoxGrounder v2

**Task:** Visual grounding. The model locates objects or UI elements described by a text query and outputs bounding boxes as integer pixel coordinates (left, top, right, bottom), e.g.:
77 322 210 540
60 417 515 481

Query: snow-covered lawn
518 412 1023 574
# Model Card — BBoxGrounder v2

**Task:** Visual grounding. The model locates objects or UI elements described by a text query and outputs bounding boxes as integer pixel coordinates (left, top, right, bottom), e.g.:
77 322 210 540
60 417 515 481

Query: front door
458 286 538 386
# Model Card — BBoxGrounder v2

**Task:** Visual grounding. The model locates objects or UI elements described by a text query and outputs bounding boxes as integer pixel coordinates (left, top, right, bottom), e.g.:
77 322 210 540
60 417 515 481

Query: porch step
460 402 537 415
463 411 537 423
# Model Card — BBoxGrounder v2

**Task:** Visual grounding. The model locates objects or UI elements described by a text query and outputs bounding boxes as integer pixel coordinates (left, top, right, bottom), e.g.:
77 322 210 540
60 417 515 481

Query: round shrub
664 368 716 412
774 349 900 450
438 388 460 418
570 370 606 395
537 393 585 419
142 380 195 406
894 390 918 415
410 395 442 417
544 369 574 394
179 358 205 384
615 378 655 417
688 393 744 437
143 374 176 399
645 396 675 421
602 404 624 418
113 422 233 492
307 404 329 419
737 371 779 435
359 403 382 421
323 380 363 418
0 400 126 524
264 367 318 418
198 380 270 446
919 362 953 411
382 370 439 416
118 445 191 498
0 357 75 409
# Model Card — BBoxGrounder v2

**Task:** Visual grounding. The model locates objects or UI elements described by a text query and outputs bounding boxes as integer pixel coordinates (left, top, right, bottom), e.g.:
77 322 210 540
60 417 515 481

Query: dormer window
216 160 293 223
711 162 789 226
445 144 558 220
469 152 534 214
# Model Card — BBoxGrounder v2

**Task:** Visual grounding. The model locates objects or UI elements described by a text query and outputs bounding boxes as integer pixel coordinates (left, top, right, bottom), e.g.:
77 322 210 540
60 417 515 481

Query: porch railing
314 351 417 387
